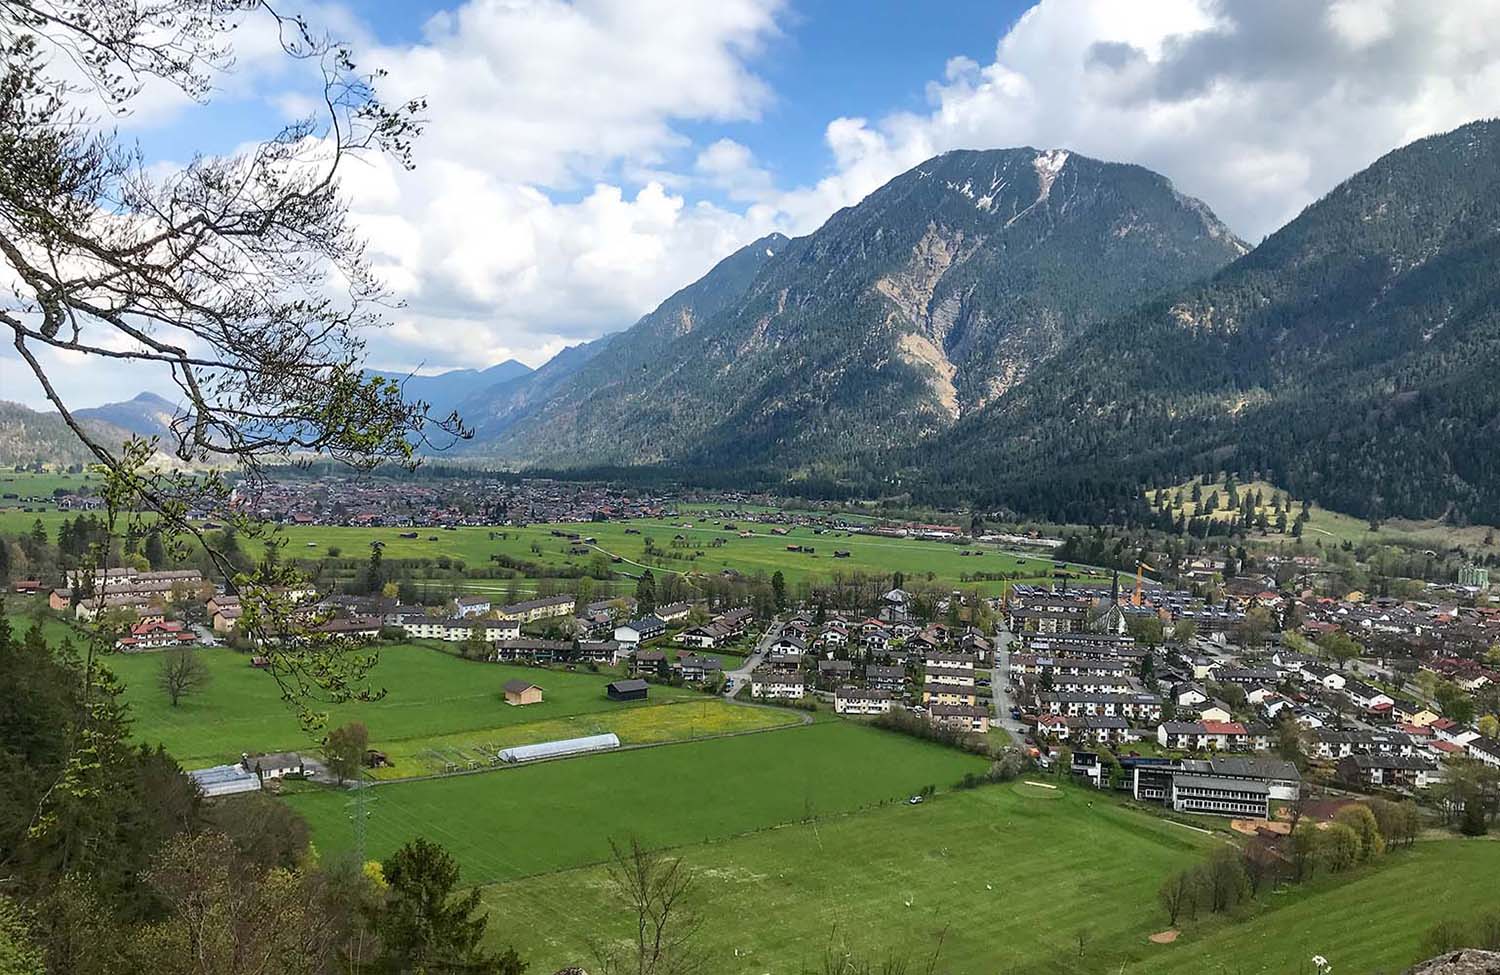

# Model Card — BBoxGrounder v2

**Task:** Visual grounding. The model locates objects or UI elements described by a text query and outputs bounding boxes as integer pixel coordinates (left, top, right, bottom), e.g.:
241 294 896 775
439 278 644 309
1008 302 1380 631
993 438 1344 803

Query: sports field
477 782 1215 974
285 720 992 882
1128 839 1500 975
104 642 703 766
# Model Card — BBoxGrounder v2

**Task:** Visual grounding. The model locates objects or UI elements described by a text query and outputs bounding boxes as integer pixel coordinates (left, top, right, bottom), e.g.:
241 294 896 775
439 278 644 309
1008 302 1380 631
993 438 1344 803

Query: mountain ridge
475 147 1247 469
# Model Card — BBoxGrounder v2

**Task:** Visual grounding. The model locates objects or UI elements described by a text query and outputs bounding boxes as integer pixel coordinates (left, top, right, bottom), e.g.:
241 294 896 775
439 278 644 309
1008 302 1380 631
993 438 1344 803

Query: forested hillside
919 119 1500 524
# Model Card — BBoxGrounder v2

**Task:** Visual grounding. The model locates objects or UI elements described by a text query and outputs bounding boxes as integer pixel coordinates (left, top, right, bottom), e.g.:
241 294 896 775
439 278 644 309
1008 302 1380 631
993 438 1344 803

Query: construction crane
1131 561 1155 607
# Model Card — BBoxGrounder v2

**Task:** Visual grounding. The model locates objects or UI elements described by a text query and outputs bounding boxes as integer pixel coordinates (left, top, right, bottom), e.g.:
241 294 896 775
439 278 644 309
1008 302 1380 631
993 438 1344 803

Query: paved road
724 618 784 698
990 622 1029 741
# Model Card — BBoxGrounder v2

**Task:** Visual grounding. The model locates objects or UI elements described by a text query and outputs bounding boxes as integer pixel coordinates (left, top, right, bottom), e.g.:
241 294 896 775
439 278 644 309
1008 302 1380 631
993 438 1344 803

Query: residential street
724 618 784 698
990 622 1029 741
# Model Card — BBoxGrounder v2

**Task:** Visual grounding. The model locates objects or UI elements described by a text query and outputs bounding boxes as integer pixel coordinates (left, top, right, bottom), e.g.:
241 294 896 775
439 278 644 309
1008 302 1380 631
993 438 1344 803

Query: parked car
908 795 924 805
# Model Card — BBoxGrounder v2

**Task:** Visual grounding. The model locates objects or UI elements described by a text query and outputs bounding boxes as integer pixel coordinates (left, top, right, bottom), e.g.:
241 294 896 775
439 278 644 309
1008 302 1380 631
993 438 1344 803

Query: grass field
285 720 991 883
363 699 803 779
1128 839 1500 975
103 642 702 766
475 782 1215 974
0 474 1080 596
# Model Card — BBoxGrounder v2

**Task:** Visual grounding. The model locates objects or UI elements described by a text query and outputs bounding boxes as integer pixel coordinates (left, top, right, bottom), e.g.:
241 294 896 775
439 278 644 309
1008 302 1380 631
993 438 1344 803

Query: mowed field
1128 839 1500 975
478 782 1216 974
285 721 991 883
104 642 705 767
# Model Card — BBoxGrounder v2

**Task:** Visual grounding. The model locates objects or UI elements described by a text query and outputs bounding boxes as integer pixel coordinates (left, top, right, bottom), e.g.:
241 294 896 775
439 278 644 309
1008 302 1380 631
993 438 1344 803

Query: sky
5 0 1500 411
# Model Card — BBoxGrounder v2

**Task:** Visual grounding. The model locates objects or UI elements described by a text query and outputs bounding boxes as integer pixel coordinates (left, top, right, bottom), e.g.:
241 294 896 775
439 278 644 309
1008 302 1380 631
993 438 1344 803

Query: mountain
75 392 183 440
475 149 1246 469
923 119 1500 523
368 359 532 419
455 334 616 443
0 401 133 467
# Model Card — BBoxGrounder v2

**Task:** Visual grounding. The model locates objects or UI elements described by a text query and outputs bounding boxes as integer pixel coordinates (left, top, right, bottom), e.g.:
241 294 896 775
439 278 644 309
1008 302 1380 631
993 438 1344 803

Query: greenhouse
497 733 622 764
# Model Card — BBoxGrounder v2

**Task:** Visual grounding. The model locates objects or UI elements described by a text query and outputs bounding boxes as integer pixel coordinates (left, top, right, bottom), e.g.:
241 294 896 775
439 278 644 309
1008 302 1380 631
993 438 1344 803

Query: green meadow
104 642 701 767
477 782 1216 974
285 720 991 882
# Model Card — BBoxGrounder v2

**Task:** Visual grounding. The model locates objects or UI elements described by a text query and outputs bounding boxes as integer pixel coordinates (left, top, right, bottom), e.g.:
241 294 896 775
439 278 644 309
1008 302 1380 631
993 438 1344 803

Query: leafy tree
1239 606 1274 647
143 531 168 571
323 722 370 785
374 837 525 975
157 648 212 707
1320 822 1361 871
1316 630 1362 670
1335 804 1386 860
0 896 44 975
771 570 787 612
635 570 657 616
1125 615 1164 646
203 793 311 871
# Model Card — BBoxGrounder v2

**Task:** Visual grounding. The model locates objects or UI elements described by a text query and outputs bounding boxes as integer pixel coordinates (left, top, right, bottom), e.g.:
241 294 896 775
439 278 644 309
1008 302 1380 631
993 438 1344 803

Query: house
1467 736 1500 769
628 616 667 641
629 650 669 678
865 664 906 692
1036 713 1072 739
1301 662 1346 691
241 751 305 781
212 605 243 633
1197 701 1234 723
750 669 807 701
498 594 577 623
1336 753 1436 790
453 595 491 618
1342 678 1395 712
1069 714 1138 746
834 686 892 716
768 634 809 656
928 703 990 733
314 616 384 640
677 655 722 683
654 601 692 623
503 680 544 706
1173 682 1209 707
816 659 855 686
116 619 198 650
606 679 650 702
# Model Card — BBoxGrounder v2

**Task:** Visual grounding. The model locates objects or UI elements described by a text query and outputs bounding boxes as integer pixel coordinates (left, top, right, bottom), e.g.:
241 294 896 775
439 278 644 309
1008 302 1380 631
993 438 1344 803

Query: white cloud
772 0 1500 242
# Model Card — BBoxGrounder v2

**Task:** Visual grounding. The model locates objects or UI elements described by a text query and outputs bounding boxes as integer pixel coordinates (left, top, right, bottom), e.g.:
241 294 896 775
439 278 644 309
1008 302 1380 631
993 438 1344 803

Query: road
724 618 784 698
990 621 1029 741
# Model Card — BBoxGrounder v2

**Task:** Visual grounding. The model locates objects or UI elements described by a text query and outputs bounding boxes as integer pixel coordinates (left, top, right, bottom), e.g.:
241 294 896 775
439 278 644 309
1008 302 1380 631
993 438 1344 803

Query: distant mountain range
41 120 1500 523
365 359 532 419
0 400 132 468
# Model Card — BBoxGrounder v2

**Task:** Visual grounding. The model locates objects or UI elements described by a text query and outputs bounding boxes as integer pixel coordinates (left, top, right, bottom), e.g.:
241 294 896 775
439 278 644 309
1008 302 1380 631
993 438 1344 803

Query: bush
1423 909 1500 956
1335 804 1386 860
1320 822 1361 872
871 709 991 756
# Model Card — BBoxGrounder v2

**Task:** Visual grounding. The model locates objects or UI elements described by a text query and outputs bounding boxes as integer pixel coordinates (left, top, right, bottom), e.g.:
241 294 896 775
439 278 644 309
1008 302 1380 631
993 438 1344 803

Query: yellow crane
1131 560 1155 607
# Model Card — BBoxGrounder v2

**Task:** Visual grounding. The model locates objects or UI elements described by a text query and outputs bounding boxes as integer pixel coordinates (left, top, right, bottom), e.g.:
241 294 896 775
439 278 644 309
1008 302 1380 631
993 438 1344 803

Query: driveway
724 618 783 698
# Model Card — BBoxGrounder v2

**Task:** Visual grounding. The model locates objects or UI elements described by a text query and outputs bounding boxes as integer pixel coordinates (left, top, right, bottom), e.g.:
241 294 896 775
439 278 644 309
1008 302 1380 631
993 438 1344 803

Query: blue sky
5 0 1498 411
